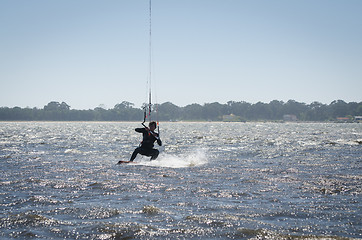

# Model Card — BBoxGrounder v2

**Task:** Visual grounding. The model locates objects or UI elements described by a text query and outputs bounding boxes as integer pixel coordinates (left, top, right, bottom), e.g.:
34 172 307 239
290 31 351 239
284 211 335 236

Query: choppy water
0 122 361 239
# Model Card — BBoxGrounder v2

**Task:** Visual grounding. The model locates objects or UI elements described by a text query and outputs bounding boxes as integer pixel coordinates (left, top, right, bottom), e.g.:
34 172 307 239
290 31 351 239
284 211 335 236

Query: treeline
0 101 142 121
0 100 361 122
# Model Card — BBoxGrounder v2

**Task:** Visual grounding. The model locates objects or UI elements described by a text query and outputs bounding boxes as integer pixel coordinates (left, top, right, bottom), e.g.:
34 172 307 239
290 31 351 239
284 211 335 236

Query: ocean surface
0 122 361 239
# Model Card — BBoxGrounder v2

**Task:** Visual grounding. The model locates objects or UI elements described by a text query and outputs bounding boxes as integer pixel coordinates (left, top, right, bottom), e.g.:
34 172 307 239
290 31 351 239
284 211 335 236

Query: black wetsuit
130 128 162 161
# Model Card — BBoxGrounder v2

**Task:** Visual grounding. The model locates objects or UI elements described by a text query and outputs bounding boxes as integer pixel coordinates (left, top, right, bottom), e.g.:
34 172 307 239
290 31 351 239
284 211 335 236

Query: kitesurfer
120 121 162 163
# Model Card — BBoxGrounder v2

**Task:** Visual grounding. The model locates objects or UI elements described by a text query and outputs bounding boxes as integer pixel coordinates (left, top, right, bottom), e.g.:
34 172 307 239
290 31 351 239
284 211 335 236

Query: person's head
149 121 157 131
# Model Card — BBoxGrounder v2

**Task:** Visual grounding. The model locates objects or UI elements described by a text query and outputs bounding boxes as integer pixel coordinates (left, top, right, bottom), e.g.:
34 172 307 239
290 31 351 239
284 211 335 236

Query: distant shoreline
1 100 361 122
0 120 359 124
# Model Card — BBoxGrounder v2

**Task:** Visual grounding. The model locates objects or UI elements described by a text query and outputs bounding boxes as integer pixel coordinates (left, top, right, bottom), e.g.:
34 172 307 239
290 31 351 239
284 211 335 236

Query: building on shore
223 114 243 122
354 116 362 123
283 114 298 121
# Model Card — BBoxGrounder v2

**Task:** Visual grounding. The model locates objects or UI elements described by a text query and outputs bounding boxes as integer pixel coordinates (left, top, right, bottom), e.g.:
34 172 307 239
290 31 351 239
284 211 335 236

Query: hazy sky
1 0 361 110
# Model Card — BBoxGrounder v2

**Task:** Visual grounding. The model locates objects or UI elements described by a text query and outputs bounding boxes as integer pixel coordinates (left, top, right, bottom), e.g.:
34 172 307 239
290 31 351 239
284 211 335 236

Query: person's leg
150 149 159 160
130 147 142 161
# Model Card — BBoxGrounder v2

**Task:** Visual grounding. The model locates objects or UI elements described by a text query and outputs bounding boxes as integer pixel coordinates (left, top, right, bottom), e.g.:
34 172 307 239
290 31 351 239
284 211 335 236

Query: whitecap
134 148 208 168
64 149 82 154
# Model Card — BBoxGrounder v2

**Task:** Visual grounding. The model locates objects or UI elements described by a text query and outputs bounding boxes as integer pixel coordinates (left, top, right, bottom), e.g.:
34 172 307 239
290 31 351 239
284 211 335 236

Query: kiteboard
117 160 132 164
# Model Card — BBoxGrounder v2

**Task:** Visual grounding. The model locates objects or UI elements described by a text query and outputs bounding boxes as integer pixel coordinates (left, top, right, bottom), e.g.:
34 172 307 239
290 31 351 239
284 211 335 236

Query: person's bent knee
151 149 159 160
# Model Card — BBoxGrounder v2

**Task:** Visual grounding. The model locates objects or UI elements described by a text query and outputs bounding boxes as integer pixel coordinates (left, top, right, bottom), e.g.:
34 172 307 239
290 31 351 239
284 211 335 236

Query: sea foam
135 148 208 168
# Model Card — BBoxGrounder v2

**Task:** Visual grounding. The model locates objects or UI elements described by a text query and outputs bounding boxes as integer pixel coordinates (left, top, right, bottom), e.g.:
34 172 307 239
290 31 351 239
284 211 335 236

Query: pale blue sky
1 0 361 109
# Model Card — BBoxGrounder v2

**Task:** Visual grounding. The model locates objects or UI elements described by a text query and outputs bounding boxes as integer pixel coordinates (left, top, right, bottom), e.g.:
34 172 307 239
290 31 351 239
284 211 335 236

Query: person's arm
157 138 162 146
155 132 162 146
135 128 146 133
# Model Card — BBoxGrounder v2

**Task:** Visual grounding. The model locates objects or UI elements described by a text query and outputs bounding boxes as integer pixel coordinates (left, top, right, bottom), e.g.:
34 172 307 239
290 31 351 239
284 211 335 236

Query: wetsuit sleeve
157 135 162 146
135 128 146 133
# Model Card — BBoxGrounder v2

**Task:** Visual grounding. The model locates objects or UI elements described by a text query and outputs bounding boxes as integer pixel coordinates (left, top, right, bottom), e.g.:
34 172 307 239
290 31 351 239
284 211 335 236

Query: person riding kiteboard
118 121 162 164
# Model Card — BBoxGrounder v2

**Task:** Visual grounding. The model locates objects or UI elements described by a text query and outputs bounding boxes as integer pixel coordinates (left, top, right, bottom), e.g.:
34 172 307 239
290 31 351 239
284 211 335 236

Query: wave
134 148 208 168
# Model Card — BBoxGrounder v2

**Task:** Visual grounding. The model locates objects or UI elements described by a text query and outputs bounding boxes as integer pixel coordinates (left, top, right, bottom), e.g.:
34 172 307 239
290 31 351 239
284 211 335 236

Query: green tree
227 101 251 120
268 100 285 120
183 103 204 120
203 102 226 121
330 100 348 118
158 102 180 121
44 101 61 111
306 102 328 121
284 100 308 120
113 101 142 121
249 102 272 120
